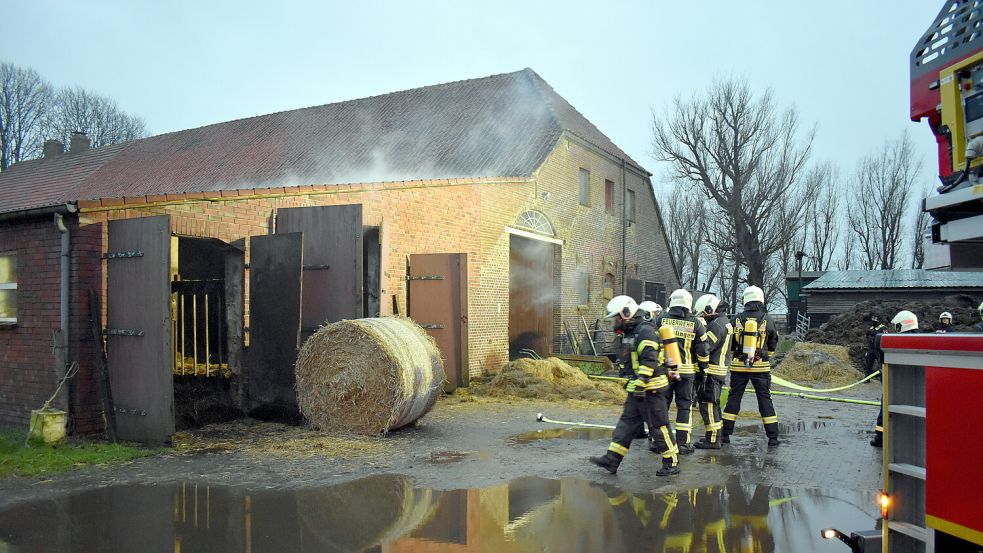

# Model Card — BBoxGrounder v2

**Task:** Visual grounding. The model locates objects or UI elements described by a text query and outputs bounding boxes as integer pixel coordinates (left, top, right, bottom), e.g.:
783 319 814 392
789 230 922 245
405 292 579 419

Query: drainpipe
53 205 77 412
620 158 627 293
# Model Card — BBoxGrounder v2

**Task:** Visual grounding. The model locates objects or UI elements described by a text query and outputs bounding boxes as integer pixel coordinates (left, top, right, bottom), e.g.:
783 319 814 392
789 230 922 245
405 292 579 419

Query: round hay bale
297 475 436 551
295 317 444 434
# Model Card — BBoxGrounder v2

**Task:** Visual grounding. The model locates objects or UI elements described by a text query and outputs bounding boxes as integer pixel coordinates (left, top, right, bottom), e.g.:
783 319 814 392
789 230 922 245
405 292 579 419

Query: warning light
879 492 890 519
821 528 838 540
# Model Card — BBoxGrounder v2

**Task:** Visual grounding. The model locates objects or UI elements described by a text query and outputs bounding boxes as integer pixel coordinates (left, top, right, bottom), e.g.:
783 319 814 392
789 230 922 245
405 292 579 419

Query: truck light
820 528 864 552
879 492 890 519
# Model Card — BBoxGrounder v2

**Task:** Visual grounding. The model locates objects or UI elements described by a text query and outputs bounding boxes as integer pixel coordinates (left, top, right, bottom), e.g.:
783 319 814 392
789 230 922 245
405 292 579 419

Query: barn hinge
104 328 145 337
114 406 147 416
407 275 443 281
302 264 331 271
420 323 445 329
103 251 144 259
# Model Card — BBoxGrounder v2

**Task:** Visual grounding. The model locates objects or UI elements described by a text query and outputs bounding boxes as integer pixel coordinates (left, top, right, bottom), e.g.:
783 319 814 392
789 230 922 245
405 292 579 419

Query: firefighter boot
721 434 730 444
589 453 621 474
767 437 780 447
694 438 721 450
870 433 883 448
656 457 681 476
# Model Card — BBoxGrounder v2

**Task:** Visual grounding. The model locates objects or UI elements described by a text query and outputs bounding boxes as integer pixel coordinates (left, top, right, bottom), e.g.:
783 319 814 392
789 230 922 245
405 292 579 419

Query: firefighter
977 302 983 333
721 285 781 447
692 294 731 449
863 315 888 377
871 310 919 447
655 289 710 454
937 312 954 333
590 296 680 476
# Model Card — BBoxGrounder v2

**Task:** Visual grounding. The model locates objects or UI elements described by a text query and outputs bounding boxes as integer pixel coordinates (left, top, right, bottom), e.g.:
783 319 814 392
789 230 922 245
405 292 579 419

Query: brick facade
0 137 678 430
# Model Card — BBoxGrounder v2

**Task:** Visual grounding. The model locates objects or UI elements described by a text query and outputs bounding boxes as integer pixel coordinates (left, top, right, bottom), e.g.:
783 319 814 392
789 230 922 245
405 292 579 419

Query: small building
801 269 983 326
0 68 679 441
785 270 825 329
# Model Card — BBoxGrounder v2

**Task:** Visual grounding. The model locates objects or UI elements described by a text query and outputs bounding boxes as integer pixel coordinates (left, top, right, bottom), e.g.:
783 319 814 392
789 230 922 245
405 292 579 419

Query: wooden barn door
248 233 302 414
508 235 556 360
277 205 363 343
408 254 468 391
106 215 173 443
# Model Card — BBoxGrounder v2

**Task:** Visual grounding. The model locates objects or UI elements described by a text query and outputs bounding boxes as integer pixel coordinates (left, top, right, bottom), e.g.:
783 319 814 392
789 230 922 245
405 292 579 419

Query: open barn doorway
170 236 244 430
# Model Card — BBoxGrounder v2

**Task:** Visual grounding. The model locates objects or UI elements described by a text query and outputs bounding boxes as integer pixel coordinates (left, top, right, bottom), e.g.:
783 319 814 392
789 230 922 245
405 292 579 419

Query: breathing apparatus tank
659 324 681 368
742 318 759 366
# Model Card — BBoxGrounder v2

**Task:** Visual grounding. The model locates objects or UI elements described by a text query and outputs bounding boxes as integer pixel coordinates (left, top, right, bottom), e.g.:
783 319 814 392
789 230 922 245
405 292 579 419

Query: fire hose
587 373 880 406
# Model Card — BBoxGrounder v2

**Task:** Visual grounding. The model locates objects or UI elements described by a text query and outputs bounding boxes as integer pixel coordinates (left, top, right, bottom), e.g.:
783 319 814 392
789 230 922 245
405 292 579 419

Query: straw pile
295 317 444 435
773 342 863 386
471 357 626 404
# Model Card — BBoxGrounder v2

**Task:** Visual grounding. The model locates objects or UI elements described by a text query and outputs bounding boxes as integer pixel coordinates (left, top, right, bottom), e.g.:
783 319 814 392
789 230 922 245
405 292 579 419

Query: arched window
515 210 554 236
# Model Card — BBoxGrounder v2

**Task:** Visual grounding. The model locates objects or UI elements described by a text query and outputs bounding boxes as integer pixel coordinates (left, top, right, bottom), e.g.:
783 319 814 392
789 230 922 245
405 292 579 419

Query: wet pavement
0 474 877 552
0 382 886 550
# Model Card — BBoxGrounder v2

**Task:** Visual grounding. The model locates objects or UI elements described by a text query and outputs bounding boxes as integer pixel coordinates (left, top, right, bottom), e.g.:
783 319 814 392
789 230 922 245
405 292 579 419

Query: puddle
0 475 877 552
512 427 612 443
780 421 832 434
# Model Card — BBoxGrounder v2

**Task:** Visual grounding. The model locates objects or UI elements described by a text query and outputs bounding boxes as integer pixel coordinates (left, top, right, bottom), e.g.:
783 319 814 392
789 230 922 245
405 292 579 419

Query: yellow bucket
29 408 67 445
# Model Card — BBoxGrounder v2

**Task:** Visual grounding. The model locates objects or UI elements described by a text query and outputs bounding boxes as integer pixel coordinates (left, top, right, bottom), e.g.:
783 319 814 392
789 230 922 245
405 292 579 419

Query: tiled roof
803 269 983 290
0 68 647 214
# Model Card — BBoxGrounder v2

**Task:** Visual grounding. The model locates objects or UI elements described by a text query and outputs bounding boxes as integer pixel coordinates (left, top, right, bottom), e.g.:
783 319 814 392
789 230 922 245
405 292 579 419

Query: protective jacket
655 307 709 374
729 307 778 372
627 320 670 392
703 314 733 377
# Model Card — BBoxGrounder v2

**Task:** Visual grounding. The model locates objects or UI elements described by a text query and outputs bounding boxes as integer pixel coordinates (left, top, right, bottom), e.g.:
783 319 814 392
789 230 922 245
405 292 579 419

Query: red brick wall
0 218 66 426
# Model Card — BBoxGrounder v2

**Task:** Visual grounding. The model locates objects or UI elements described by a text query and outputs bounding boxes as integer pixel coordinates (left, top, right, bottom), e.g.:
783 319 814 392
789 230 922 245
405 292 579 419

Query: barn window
626 189 636 223
0 254 16 324
603 273 616 301
579 168 590 206
577 268 590 306
605 179 615 214
515 210 555 236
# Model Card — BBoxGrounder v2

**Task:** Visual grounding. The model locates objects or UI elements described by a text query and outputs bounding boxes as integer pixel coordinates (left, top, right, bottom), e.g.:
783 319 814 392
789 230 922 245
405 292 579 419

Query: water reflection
0 475 876 552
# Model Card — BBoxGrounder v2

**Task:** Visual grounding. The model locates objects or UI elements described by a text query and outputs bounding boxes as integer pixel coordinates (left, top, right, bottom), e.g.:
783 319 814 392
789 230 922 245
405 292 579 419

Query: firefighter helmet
939 311 952 324
891 310 919 333
668 289 693 311
638 300 661 321
978 301 983 319
694 294 720 315
605 295 638 320
742 285 765 306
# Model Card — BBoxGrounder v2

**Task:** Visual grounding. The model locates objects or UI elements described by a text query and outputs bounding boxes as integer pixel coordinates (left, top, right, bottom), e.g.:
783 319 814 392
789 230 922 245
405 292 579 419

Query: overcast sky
4 1 943 190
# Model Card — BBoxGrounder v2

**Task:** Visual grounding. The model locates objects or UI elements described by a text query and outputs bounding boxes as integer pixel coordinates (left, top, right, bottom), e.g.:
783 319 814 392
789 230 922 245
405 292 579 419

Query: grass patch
778 339 796 354
0 427 158 478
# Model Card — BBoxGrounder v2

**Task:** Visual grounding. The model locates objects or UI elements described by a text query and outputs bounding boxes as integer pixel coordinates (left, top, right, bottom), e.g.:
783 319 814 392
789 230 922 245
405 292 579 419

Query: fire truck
822 3 983 552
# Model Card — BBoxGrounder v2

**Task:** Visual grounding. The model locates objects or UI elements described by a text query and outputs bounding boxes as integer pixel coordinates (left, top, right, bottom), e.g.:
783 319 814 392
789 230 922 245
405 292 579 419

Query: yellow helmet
668 289 693 311
891 310 919 333
605 295 638 320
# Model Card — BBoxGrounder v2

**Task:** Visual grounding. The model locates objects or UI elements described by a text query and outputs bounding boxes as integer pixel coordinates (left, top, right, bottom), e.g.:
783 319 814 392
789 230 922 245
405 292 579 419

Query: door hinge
104 328 145 337
420 323 445 329
407 275 443 281
103 251 144 259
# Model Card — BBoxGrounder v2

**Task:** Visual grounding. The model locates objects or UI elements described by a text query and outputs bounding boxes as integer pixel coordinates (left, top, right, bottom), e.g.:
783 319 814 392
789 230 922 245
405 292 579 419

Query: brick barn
0 68 679 442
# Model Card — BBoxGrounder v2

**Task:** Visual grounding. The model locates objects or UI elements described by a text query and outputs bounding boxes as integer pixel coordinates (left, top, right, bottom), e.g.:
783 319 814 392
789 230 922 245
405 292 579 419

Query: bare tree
0 62 53 169
836 221 857 270
804 163 841 270
847 132 922 270
651 78 814 295
910 184 934 269
657 183 711 290
46 86 146 148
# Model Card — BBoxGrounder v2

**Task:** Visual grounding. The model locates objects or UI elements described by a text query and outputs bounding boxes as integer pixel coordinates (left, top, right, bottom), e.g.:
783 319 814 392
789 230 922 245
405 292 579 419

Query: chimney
70 131 90 154
43 139 64 158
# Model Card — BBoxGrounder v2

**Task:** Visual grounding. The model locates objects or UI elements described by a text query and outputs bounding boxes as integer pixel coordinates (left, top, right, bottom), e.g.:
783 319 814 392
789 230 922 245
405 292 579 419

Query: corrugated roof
803 269 983 290
0 68 647 214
